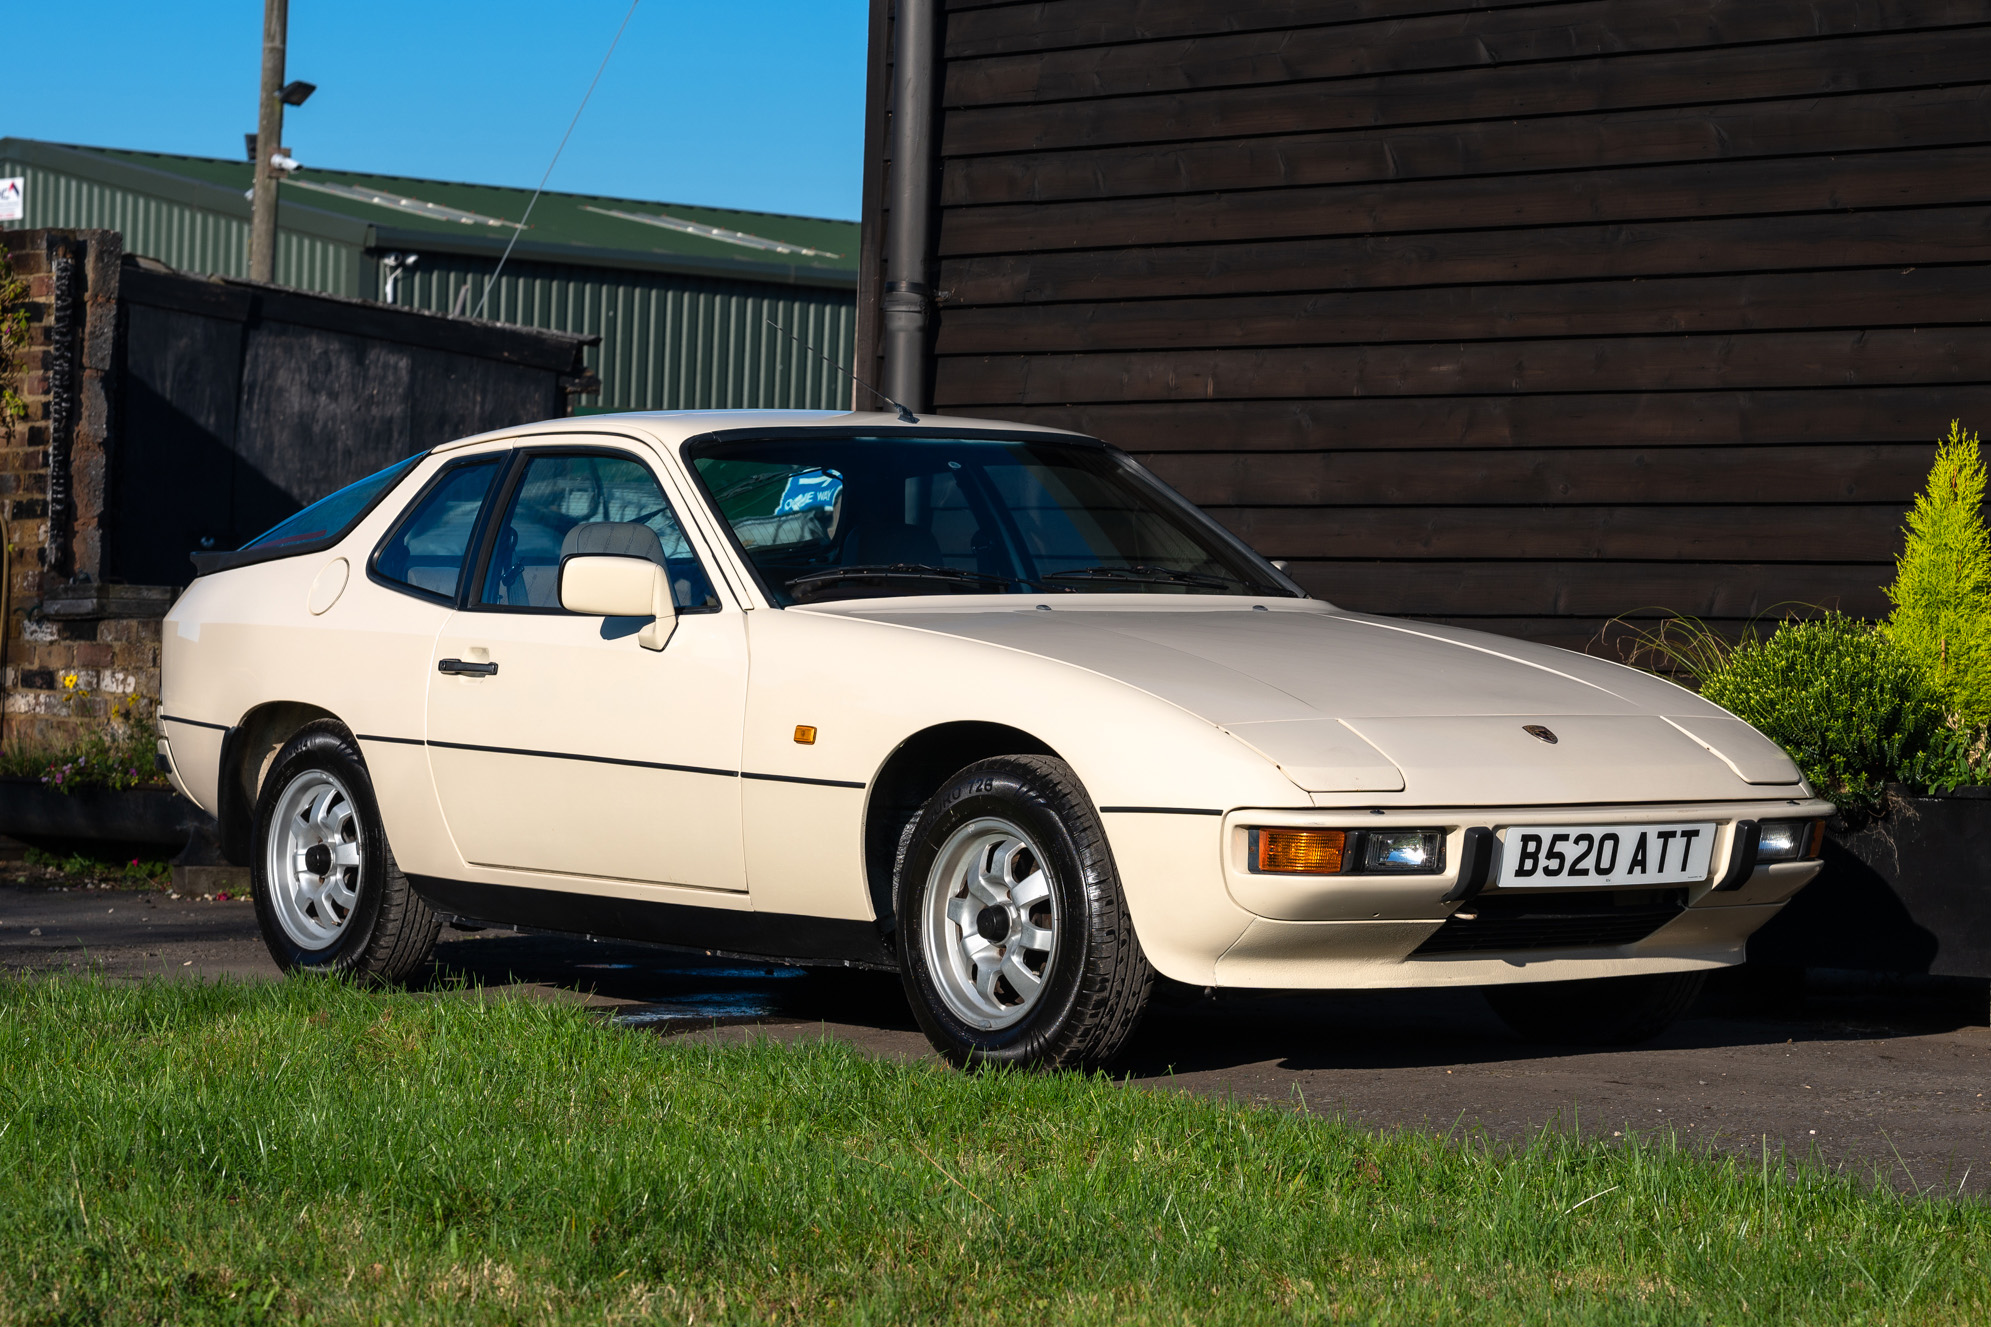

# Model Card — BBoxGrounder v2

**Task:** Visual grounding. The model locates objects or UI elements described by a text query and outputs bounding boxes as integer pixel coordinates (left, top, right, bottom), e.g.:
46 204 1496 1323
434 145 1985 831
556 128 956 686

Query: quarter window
480 453 718 612
242 453 422 554
373 458 502 600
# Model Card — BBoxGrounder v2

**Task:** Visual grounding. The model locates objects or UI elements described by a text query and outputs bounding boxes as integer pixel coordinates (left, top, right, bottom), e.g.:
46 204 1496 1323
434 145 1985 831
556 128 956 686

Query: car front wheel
1483 970 1706 1046
895 755 1154 1069
251 720 441 983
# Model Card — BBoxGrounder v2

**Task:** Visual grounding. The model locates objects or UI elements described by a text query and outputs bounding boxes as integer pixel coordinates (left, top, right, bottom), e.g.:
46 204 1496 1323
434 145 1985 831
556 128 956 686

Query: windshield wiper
1039 564 1240 591
786 563 1022 600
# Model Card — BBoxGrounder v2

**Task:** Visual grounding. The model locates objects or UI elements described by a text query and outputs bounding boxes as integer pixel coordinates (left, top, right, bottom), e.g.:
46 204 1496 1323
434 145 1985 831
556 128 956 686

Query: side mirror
558 555 677 651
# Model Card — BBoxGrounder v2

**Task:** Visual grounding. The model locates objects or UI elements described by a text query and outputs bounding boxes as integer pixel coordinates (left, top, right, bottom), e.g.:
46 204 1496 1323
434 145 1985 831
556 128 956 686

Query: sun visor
1222 719 1406 793
1662 715 1803 785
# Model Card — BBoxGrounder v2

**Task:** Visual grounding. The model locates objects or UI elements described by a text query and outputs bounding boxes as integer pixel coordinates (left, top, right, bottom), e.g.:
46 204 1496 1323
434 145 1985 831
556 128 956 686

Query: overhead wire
471 0 642 321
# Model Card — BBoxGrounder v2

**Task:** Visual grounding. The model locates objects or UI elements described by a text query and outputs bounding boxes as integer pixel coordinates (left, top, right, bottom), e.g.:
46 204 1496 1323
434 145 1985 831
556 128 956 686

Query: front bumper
1102 798 1833 989
1214 799 1832 988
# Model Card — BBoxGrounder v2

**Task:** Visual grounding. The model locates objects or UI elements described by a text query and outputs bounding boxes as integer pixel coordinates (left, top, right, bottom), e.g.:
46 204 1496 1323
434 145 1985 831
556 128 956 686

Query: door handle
437 658 499 677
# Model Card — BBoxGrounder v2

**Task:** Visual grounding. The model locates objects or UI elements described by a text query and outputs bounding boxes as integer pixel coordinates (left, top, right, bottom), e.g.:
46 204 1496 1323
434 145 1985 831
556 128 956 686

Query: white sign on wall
0 177 23 222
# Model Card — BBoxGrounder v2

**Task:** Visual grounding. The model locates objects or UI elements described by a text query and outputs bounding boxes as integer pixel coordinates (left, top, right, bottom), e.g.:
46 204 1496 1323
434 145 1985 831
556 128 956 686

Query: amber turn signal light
1253 827 1346 874
793 725 817 745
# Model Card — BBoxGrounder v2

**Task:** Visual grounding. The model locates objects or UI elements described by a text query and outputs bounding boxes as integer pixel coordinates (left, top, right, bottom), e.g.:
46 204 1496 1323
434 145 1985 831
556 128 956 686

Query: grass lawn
0 976 1983 1324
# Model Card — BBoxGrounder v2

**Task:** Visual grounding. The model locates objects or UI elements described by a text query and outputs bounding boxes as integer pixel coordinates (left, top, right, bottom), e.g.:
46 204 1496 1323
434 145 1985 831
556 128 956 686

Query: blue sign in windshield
775 469 842 516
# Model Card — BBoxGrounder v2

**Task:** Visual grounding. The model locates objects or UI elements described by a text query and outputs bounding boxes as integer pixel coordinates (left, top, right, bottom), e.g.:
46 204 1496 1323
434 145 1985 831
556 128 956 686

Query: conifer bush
1883 419 1991 723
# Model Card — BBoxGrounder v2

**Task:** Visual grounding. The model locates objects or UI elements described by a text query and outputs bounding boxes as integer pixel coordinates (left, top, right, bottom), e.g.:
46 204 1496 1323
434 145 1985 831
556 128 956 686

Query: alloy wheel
919 816 1062 1030
266 769 364 949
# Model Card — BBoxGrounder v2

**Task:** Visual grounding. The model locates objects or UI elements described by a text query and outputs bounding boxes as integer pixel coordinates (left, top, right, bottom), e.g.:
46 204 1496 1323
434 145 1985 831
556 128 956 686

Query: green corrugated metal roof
27 141 858 286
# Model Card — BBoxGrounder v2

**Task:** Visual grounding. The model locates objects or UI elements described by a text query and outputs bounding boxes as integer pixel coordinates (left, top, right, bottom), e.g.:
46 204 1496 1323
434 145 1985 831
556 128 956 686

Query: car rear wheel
251 720 441 983
1483 970 1706 1046
895 755 1153 1069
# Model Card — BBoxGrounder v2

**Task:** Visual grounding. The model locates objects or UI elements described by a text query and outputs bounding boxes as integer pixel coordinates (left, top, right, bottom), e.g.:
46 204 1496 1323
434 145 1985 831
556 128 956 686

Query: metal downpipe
881 0 937 414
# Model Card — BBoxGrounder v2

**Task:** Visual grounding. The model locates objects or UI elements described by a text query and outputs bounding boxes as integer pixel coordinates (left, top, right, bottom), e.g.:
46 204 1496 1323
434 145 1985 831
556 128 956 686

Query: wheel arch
216 701 346 865
862 721 1062 940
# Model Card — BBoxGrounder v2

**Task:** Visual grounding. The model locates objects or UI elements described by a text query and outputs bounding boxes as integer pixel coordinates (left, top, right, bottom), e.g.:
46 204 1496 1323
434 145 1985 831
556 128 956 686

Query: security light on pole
248 1 313 283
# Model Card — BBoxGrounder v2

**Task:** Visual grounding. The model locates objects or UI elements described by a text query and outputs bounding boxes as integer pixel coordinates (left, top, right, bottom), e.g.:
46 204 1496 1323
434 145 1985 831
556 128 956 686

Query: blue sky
5 0 870 220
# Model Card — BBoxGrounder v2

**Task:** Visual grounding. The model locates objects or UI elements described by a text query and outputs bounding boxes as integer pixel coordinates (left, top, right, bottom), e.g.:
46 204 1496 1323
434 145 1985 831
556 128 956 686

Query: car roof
431 409 1098 454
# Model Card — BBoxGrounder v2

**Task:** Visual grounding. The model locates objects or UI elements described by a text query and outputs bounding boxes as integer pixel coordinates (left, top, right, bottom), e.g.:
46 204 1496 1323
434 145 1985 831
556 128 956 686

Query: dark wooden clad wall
861 0 1991 649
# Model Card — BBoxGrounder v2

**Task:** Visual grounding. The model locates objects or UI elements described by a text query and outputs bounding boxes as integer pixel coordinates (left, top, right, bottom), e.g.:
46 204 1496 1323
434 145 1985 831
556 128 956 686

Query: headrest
559 521 666 566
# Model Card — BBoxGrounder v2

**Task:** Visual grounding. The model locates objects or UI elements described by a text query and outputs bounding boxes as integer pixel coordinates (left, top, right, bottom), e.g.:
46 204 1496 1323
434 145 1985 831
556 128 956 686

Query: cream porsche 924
159 410 1832 1067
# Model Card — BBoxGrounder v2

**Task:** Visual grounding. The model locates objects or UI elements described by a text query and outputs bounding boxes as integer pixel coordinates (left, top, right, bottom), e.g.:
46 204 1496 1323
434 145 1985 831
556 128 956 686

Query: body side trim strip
159 713 230 732
388 736 865 788
741 770 866 789
425 738 736 779
1100 805 1225 816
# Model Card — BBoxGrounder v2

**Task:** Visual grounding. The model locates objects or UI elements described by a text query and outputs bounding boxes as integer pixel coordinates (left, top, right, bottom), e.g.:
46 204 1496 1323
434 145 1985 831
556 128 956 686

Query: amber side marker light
793 725 817 745
1253 827 1346 875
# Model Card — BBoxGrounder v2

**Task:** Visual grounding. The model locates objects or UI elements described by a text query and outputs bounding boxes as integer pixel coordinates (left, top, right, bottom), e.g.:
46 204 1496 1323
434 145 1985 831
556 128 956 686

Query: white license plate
1498 822 1718 887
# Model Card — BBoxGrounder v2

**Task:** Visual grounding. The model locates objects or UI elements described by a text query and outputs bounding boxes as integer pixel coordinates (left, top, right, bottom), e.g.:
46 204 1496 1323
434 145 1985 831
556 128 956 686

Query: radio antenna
765 318 918 423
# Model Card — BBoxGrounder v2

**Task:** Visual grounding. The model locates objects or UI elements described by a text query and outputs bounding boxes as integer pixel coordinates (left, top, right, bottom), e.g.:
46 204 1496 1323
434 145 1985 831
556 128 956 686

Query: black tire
1483 970 1706 1046
894 755 1154 1069
250 720 441 984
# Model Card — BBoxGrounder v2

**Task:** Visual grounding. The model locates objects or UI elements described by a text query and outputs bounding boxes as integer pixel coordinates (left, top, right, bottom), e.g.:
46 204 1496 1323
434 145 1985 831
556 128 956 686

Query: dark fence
114 263 596 587
859 0 1991 650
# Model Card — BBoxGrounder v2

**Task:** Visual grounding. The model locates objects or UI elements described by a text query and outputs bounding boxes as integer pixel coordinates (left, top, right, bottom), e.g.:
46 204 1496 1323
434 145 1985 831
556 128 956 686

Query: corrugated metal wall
393 255 858 411
2 157 859 412
0 158 360 294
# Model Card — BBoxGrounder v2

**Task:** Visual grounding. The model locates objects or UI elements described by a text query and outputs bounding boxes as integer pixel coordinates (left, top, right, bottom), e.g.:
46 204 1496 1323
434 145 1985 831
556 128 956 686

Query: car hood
833 600 1802 800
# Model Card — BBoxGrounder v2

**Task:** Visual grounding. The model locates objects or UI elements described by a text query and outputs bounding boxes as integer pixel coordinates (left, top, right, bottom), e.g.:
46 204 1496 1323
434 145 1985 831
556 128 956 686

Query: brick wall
1 227 167 754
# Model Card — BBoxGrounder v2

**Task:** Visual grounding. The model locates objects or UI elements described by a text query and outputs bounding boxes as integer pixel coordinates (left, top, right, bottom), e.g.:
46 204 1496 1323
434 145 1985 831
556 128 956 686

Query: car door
424 442 749 894
358 449 513 876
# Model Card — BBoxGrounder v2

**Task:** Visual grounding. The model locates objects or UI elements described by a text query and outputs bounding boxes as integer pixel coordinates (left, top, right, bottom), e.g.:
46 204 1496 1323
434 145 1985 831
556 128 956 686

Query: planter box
1748 791 1991 980
0 778 204 848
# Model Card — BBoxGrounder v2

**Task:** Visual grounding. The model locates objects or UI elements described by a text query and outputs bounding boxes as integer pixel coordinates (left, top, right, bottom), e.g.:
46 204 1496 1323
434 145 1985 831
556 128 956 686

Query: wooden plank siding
858 0 1991 647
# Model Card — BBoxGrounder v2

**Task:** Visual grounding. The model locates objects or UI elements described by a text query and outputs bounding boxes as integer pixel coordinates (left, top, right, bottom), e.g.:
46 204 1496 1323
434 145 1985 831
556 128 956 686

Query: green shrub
1697 614 1977 814
1883 418 1991 723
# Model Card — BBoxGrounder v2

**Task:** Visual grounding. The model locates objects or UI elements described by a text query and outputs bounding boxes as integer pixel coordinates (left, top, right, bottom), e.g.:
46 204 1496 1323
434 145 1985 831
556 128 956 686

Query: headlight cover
1756 818 1826 861
1250 827 1445 875
1362 830 1443 872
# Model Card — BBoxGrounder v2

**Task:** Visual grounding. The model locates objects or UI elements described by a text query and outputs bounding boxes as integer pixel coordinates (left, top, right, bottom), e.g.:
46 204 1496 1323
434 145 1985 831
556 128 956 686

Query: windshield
687 435 1294 606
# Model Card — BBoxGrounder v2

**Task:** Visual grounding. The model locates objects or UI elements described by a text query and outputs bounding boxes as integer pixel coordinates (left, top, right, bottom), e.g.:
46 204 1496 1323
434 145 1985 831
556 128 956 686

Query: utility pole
248 0 288 283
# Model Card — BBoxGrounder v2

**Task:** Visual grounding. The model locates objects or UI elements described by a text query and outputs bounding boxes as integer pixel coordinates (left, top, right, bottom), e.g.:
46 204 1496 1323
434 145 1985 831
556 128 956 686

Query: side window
372 458 503 600
479 452 719 612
